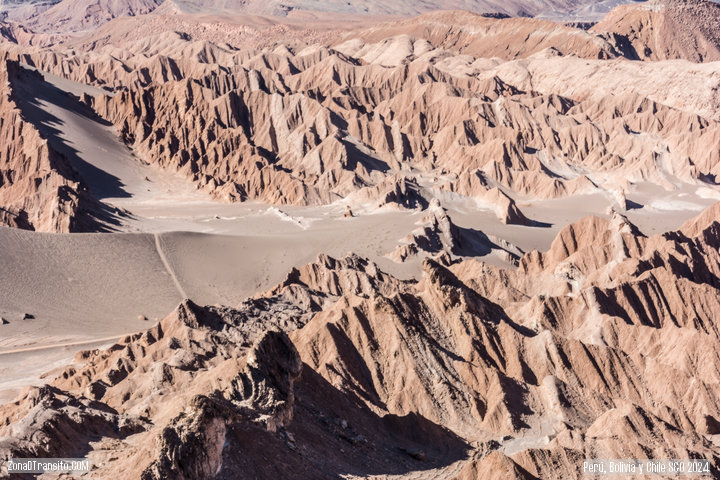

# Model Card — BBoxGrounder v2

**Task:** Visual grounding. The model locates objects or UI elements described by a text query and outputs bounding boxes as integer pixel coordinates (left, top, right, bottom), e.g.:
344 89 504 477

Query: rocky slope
592 0 720 62
23 0 163 34
1 2 719 231
169 0 629 18
0 0 60 23
2 203 720 478
1 0 162 34
78 35 720 208
0 57 106 231
0 0 670 35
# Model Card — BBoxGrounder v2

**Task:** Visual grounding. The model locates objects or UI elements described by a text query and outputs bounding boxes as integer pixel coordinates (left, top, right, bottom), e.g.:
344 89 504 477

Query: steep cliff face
2 204 720 478
0 58 103 232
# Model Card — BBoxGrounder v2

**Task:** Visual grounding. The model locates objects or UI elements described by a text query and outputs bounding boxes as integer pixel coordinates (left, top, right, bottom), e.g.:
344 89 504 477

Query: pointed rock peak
422 257 478 300
609 208 645 237
679 201 720 238
422 257 461 288
166 299 227 332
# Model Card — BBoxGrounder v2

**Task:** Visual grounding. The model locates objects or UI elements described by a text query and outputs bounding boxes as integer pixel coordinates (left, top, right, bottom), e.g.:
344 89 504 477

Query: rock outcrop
0 58 104 232
3 203 720 478
592 0 720 62
387 198 523 264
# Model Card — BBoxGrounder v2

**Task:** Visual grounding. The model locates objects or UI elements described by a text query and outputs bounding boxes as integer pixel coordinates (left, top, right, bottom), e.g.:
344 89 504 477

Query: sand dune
17 64 213 211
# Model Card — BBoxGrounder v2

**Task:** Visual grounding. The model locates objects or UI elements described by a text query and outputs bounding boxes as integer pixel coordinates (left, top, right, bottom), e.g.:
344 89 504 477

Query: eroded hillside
2 204 720 478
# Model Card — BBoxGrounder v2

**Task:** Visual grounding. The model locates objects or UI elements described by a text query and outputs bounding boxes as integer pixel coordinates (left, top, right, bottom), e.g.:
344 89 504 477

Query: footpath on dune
2 202 720 478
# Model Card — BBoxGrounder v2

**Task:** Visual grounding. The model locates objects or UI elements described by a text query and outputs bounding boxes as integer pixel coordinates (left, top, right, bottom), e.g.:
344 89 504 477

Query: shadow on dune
12 65 132 201
526 218 553 228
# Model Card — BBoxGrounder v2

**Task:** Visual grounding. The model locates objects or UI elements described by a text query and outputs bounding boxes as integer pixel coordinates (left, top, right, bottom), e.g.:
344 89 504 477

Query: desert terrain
1 0 720 478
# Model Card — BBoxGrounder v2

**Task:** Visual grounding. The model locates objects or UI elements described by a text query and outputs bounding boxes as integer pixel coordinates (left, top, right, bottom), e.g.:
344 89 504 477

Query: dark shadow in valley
453 226 498 257
341 137 390 174
526 218 553 228
217 365 469 479
625 199 644 210
12 65 132 200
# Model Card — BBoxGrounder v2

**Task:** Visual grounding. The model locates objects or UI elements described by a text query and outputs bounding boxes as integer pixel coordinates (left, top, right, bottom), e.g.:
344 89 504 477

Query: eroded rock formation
1 2 719 233
0 58 104 231
2 203 720 478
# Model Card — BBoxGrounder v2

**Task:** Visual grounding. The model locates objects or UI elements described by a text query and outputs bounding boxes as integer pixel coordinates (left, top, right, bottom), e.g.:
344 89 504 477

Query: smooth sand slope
15 65 212 214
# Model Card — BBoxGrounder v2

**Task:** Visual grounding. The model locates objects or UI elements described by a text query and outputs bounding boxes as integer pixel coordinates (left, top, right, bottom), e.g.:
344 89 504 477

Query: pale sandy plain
0 64 718 403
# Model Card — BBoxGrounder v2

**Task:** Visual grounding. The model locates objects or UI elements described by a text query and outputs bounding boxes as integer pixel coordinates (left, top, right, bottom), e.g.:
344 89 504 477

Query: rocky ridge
1 4 719 232
2 34 716 228
2 203 720 478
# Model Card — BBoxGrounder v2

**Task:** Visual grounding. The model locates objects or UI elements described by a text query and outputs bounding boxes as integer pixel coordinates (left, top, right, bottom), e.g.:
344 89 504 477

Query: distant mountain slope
337 10 622 59
169 0 628 18
1 0 650 34
37 0 163 32
592 0 720 61
538 0 643 21
0 0 58 24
